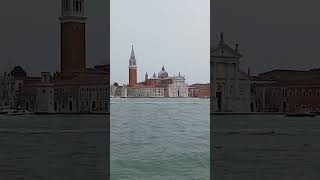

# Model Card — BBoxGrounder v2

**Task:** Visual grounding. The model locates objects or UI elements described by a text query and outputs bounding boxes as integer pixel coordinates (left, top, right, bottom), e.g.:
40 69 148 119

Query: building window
92 101 96 110
42 89 46 94
76 0 80 12
69 101 73 111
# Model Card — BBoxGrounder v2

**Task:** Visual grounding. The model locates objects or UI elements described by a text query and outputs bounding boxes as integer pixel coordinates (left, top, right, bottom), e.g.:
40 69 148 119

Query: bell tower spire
130 45 135 59
128 45 137 86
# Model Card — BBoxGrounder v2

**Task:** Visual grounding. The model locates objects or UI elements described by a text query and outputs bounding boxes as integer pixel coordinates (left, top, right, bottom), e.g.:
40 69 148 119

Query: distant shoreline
211 112 284 115
33 112 110 115
112 97 209 99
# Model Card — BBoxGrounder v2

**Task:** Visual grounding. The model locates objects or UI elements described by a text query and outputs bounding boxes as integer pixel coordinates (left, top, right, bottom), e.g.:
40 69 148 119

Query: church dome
158 66 168 79
175 72 185 80
11 66 27 77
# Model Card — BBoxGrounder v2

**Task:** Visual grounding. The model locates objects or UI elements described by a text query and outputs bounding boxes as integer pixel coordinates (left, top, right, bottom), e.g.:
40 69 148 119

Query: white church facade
211 33 251 112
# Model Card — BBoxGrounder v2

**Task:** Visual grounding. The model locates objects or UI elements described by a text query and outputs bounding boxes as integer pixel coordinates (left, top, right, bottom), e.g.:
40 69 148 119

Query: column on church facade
234 62 239 97
226 62 232 111
211 61 216 112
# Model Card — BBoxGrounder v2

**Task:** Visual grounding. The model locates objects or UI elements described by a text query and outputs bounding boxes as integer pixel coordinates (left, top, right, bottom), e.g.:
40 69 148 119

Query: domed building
11 66 27 77
125 46 189 98
158 66 169 79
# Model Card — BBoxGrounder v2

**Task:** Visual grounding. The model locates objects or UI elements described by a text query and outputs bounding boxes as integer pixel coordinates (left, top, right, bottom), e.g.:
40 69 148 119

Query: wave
0 129 108 134
112 102 204 104
213 129 297 136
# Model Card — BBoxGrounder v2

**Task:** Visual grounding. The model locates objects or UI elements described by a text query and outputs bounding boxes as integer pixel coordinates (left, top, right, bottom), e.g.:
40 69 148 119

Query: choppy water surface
213 115 320 180
111 98 210 180
0 115 108 180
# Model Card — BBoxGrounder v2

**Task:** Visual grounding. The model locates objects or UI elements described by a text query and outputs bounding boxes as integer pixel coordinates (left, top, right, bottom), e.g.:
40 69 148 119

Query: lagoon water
111 98 210 180
0 115 109 180
1 98 316 179
213 115 320 179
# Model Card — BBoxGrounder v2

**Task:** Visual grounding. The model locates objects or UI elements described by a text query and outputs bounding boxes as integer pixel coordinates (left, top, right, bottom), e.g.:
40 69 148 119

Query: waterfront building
120 85 128 98
110 83 118 97
251 69 320 113
0 72 15 109
188 83 210 98
127 85 165 97
121 46 189 98
211 33 251 112
1 0 109 113
111 84 128 98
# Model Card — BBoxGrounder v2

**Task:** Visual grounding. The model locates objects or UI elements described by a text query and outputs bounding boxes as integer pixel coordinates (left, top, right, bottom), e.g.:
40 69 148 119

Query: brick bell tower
60 0 87 73
129 45 137 86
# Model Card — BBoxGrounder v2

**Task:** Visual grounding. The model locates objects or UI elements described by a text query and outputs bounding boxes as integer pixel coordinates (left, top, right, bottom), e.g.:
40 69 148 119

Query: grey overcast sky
111 0 210 85
213 0 320 75
0 1 108 75
2 0 315 82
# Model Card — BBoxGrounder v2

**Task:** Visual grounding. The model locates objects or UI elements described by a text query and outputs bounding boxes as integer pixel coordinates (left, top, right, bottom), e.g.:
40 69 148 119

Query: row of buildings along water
0 0 109 113
3 0 313 114
110 46 210 98
211 33 320 113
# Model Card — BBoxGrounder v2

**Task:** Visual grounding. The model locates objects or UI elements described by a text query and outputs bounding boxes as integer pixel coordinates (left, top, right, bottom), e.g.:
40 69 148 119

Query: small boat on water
285 112 317 117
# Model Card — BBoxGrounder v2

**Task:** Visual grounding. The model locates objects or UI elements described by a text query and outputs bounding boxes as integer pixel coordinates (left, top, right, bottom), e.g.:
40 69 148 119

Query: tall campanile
60 0 87 73
129 45 137 86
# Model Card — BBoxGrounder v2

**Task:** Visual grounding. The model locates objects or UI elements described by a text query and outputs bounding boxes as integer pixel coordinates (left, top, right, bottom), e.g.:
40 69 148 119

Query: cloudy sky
0 1 108 75
2 0 314 83
213 0 320 75
111 0 210 85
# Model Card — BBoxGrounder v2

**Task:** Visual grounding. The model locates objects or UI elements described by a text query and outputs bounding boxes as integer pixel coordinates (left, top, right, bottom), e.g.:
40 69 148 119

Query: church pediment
211 32 242 58
211 45 242 58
